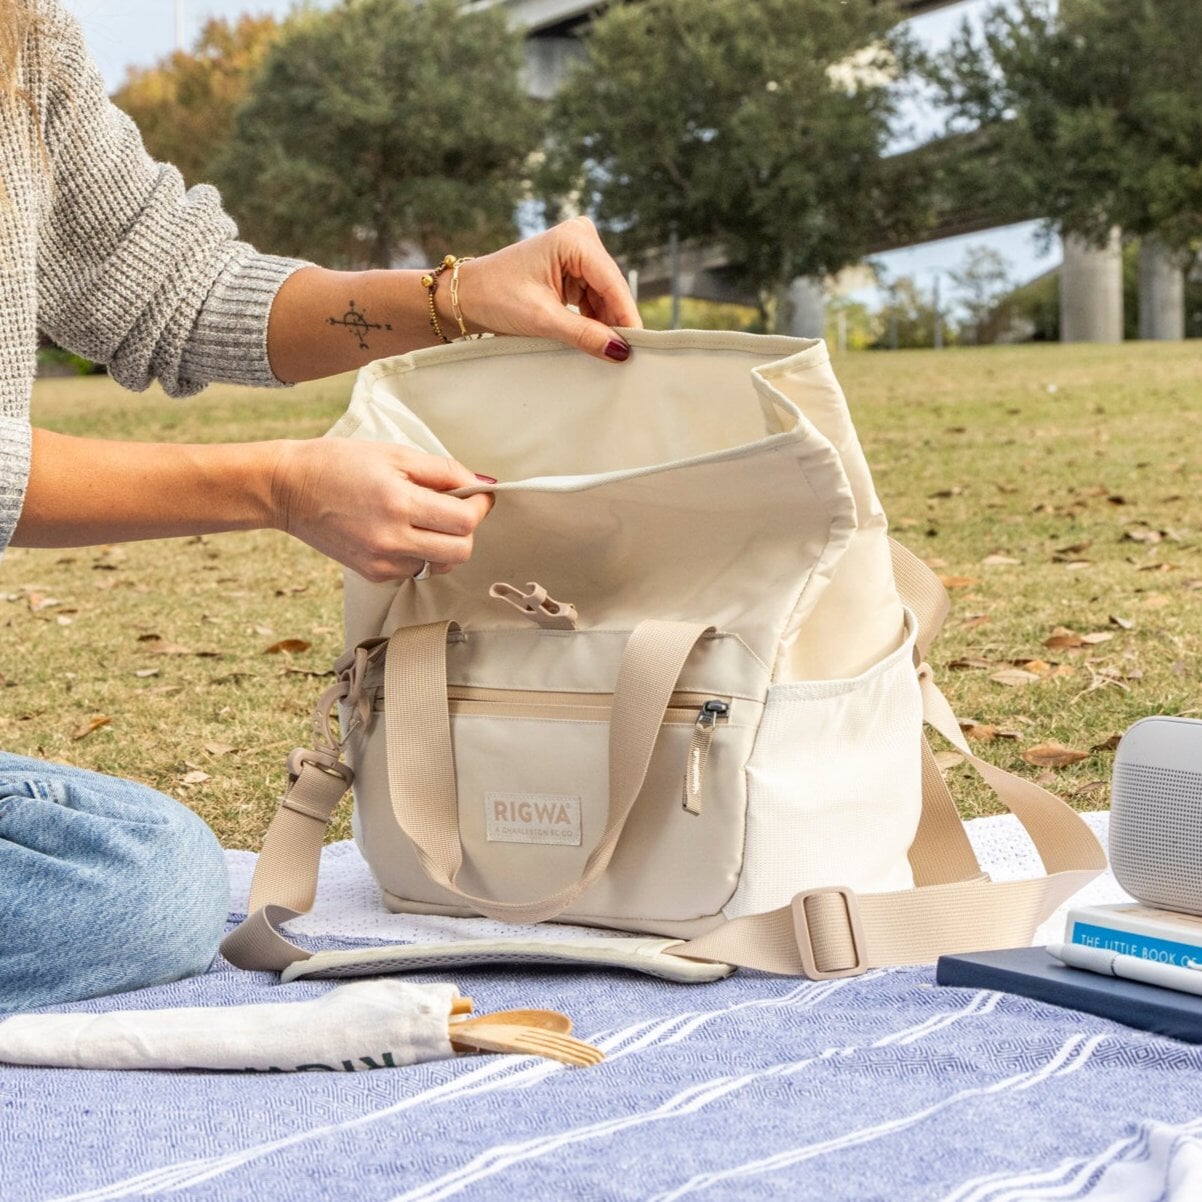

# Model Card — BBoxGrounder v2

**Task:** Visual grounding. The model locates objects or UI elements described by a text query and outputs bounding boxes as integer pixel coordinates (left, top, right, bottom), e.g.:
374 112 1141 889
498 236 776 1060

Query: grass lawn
2 340 1199 848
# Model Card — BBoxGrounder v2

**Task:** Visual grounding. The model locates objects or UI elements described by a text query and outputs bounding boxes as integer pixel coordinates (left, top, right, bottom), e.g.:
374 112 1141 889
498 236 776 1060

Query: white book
1065 902 1202 969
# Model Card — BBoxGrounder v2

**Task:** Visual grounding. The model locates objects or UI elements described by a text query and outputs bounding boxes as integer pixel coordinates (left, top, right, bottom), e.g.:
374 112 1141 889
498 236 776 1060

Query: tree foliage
112 16 281 188
543 0 918 319
949 244 1012 343
922 0 1202 255
211 0 540 267
872 277 948 349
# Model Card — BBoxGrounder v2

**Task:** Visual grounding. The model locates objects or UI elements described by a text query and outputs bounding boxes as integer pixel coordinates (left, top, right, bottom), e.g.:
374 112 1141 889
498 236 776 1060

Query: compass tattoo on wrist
327 300 392 350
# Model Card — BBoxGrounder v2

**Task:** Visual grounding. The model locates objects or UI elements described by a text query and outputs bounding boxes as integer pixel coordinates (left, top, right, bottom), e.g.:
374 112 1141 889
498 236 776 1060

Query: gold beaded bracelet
420 253 460 344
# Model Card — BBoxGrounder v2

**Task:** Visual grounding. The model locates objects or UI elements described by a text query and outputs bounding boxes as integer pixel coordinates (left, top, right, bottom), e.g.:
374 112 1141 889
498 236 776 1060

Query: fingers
401 451 484 493
535 300 633 364
564 217 642 330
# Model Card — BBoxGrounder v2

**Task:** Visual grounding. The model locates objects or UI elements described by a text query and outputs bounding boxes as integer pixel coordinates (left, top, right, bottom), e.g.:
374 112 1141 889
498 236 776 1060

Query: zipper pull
682 700 729 816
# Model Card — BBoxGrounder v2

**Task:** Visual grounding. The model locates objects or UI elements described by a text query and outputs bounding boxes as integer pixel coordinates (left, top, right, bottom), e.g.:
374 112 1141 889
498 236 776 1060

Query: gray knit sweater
0 1 307 553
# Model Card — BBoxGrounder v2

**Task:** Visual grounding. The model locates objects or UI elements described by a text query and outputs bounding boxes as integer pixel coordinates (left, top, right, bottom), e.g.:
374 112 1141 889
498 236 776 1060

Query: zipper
374 686 730 724
682 700 730 817
369 688 732 816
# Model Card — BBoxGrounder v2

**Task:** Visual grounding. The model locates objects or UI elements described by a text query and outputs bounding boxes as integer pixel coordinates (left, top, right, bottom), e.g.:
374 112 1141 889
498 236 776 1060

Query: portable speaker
1110 716 1202 916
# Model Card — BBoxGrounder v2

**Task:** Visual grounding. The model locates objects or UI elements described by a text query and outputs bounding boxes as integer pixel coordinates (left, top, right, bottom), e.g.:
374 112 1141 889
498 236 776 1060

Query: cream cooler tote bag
224 330 1105 980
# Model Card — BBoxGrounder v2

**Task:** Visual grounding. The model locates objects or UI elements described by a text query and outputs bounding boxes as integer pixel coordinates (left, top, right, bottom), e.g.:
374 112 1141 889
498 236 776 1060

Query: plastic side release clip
489 581 578 630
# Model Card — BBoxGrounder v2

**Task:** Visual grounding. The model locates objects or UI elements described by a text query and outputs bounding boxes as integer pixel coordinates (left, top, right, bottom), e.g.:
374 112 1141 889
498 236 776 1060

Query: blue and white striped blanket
4 811 1202 1202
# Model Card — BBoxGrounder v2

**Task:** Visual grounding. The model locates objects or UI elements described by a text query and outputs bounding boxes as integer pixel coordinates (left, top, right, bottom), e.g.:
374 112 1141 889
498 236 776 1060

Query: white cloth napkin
0 979 458 1072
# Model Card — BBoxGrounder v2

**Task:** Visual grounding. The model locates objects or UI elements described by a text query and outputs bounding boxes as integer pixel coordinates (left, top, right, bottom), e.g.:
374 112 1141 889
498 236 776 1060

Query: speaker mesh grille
1111 762 1202 914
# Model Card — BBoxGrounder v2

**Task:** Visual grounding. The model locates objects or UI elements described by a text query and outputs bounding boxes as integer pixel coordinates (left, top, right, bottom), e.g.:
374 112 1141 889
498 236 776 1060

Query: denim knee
0 755 230 1013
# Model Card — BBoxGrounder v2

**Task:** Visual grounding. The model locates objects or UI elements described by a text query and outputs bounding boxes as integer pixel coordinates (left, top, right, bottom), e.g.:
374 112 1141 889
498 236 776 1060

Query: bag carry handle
383 618 712 925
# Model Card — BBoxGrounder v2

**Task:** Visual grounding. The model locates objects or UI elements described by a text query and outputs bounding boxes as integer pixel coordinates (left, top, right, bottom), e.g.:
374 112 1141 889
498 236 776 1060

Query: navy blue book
935 945 1202 1044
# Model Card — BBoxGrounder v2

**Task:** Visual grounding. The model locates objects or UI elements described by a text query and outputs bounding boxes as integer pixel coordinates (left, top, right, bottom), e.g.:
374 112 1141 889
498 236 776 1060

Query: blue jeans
0 753 229 1014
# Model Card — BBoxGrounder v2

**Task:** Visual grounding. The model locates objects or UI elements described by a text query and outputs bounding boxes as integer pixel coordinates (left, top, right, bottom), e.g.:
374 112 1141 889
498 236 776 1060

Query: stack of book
936 903 1202 1043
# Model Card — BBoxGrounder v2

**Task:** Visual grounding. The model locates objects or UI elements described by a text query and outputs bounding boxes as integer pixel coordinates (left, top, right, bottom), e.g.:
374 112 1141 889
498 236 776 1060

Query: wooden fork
449 1022 604 1068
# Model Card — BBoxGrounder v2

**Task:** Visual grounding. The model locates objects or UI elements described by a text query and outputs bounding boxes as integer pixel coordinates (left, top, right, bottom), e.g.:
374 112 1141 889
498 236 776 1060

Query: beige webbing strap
891 536 986 888
220 681 356 971
384 619 712 925
890 537 950 664
908 736 988 887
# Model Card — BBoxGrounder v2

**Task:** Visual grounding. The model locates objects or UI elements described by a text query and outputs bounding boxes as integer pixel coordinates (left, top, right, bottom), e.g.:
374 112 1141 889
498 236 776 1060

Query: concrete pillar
1138 238 1185 341
1060 228 1123 343
522 37 585 100
784 276 825 339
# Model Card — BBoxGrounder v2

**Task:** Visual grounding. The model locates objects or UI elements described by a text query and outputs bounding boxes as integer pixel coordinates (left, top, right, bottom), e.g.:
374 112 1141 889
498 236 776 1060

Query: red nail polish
604 339 630 363
474 473 498 484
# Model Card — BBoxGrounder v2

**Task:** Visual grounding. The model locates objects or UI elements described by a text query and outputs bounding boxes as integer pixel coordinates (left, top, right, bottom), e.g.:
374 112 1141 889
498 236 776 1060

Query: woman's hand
450 217 642 362
271 440 495 583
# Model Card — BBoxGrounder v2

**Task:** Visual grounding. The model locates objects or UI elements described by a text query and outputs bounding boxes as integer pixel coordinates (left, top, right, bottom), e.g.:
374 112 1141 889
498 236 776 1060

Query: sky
64 0 1055 313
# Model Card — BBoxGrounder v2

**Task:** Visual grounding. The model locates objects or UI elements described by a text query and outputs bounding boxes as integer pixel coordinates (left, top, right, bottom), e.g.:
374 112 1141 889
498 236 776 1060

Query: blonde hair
0 1 37 99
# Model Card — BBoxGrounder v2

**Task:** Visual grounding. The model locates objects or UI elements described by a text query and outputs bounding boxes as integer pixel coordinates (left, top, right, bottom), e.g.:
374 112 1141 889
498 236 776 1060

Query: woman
0 0 640 1012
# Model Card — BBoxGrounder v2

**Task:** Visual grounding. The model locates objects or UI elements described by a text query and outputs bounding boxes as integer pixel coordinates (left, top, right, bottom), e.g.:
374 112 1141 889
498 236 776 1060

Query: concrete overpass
477 0 1185 342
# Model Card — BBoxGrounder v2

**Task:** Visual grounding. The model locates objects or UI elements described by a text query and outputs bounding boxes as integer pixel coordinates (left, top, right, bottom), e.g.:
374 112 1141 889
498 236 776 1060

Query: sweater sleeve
34 4 310 397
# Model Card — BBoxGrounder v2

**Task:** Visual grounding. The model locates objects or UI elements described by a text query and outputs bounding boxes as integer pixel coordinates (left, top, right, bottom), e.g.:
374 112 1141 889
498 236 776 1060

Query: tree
543 0 920 326
921 0 1202 257
872 277 947 349
948 245 1012 344
210 0 540 268
112 16 281 188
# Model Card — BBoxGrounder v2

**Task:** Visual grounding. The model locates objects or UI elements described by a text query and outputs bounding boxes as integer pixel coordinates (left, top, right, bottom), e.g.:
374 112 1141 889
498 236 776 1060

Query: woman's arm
267 218 641 383
12 430 493 583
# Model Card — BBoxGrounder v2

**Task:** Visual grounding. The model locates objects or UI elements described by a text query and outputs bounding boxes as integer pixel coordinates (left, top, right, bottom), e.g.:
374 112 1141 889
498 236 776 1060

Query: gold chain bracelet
449 256 481 340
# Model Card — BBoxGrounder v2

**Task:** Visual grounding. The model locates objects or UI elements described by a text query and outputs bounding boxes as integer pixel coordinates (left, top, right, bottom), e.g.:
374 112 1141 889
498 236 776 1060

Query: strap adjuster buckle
791 886 866 979
286 747 354 786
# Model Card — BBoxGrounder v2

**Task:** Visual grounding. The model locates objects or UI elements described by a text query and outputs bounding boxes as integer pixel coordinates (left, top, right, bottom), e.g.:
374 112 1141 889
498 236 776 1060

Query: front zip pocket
375 687 733 815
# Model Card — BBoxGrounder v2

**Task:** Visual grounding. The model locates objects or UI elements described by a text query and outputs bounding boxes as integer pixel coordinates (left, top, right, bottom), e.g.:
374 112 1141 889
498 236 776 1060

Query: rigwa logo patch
485 792 582 846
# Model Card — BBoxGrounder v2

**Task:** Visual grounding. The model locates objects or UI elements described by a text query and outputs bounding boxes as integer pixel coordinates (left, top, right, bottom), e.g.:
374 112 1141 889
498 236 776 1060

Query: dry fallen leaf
1022 741 1089 768
1080 632 1114 646
180 770 211 786
1044 628 1084 649
71 714 111 741
264 638 312 655
991 668 1041 687
1122 528 1163 544
204 742 238 757
1091 734 1123 752
1109 615 1134 630
960 613 991 630
133 668 160 678
934 751 965 771
949 657 993 671
960 722 999 741
144 640 193 656
981 554 1021 566
938 575 979 590
1018 659 1054 675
